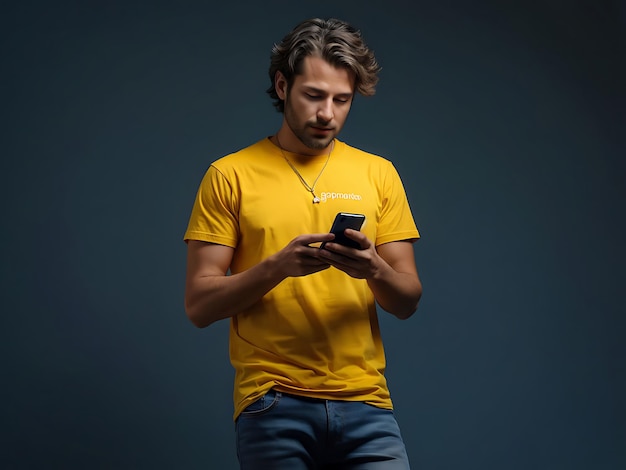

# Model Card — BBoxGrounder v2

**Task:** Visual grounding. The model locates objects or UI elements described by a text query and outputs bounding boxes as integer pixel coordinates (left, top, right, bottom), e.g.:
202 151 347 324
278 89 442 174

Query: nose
317 99 334 123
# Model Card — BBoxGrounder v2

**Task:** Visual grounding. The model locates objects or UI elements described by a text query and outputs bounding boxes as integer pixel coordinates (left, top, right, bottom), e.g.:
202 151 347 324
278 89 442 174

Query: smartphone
320 212 366 250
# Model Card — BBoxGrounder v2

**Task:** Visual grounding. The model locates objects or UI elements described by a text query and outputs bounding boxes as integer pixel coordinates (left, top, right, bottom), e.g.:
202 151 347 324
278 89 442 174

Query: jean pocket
239 389 281 417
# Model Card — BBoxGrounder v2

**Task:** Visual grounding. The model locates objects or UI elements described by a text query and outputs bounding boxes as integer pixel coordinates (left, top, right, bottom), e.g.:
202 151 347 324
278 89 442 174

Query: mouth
310 126 334 134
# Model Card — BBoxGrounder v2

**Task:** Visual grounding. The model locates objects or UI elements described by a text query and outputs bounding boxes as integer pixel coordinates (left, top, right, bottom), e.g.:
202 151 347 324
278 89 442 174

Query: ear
275 71 288 100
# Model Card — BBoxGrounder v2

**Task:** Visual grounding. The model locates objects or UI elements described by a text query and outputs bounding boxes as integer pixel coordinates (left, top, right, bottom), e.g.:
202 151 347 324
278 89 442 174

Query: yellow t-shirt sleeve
376 161 420 246
183 165 240 247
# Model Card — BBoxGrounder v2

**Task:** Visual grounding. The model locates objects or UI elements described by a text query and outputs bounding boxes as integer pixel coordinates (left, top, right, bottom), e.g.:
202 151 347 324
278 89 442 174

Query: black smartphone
320 212 366 250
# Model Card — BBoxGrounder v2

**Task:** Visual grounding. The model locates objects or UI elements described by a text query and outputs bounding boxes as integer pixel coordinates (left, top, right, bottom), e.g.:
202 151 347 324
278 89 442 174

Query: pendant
313 196 320 204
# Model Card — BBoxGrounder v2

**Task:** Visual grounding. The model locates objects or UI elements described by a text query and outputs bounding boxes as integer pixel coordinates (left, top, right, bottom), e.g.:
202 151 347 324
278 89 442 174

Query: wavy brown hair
267 18 381 113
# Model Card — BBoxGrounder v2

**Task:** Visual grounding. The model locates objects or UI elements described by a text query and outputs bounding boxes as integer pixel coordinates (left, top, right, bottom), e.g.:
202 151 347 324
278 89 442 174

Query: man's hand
185 233 336 327
317 229 376 279
271 233 336 278
319 229 422 318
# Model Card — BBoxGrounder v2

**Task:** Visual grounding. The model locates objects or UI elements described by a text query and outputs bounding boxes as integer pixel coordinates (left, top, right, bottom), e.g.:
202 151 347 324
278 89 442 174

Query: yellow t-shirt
184 137 420 420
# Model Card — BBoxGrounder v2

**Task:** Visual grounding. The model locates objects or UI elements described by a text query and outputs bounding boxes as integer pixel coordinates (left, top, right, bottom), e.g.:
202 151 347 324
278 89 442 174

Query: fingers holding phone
320 213 366 250
319 213 379 279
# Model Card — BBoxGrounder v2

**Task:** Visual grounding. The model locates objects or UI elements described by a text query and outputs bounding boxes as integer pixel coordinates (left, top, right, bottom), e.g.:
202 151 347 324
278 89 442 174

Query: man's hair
267 18 381 113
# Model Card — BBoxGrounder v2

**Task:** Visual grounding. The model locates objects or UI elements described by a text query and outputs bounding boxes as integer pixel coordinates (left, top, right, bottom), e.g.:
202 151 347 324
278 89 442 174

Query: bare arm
367 240 422 318
184 234 335 328
319 229 422 319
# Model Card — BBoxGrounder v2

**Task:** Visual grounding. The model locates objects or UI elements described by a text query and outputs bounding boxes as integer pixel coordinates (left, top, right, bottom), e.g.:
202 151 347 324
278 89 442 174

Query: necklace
275 135 334 204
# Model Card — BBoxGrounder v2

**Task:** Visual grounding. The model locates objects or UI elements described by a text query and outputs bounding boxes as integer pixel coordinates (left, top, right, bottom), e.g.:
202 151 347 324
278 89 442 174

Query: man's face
279 56 355 152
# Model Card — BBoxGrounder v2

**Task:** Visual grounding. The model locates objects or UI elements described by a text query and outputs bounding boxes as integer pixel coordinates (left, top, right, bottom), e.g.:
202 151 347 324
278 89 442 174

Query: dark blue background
2 1 624 469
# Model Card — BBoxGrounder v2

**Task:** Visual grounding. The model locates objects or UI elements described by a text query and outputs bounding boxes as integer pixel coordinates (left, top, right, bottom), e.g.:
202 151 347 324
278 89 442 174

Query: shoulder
212 138 274 170
335 140 397 176
336 140 393 166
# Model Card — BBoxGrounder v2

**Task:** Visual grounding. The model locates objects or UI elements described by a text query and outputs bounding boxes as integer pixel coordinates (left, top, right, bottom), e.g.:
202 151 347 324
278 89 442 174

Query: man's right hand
270 233 336 278
184 233 335 327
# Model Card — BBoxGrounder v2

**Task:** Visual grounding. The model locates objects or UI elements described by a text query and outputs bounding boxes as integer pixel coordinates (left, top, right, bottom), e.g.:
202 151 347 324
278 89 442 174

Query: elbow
184 287 234 328
381 298 419 320
397 310 416 321
392 285 422 320
184 299 214 329
393 301 419 320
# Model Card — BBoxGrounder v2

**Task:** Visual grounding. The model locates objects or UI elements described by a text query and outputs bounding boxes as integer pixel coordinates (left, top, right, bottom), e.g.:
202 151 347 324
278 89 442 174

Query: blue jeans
235 389 411 469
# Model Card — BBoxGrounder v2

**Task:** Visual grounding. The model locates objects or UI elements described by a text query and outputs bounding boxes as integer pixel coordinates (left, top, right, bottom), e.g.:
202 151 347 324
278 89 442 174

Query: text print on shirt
319 191 363 203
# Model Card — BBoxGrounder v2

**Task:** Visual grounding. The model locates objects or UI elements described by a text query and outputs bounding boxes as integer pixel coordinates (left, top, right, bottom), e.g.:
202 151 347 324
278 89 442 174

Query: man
184 17 422 469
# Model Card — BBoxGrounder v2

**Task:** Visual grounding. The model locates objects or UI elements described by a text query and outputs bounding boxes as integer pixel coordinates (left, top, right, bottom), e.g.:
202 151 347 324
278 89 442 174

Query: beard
283 96 338 151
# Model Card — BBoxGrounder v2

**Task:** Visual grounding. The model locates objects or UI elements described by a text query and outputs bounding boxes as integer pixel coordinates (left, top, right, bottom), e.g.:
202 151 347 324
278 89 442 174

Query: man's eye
306 94 321 100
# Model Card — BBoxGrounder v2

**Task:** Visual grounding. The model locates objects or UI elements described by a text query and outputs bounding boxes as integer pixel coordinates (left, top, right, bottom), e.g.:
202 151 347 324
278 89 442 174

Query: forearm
185 233 335 328
367 264 422 319
185 256 284 328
